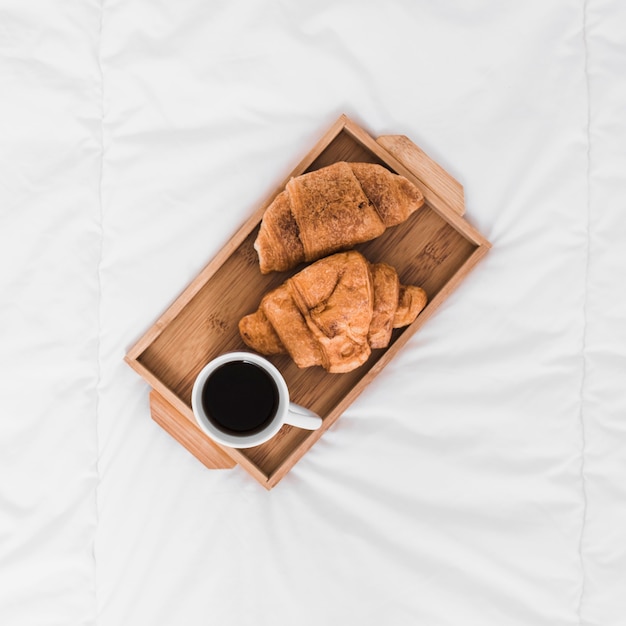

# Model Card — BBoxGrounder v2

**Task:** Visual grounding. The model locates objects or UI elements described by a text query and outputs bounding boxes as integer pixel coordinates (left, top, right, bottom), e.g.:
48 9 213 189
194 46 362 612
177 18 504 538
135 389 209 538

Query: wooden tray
125 115 490 489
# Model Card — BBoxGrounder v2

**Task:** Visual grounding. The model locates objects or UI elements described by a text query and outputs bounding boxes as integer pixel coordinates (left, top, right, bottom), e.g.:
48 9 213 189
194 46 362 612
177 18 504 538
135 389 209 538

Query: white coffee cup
191 351 322 448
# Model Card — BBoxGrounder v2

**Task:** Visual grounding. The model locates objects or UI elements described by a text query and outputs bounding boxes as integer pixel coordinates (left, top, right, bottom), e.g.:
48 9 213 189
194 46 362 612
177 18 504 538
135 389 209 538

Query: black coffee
201 361 279 436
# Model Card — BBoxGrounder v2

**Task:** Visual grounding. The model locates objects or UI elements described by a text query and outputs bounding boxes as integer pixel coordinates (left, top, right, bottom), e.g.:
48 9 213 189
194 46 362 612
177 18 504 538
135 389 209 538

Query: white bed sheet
1 1 625 625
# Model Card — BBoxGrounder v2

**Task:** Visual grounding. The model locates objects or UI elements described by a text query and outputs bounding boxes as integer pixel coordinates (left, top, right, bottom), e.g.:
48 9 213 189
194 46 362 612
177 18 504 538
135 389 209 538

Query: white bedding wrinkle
1 0 625 625
0 1 103 625
579 1 626 624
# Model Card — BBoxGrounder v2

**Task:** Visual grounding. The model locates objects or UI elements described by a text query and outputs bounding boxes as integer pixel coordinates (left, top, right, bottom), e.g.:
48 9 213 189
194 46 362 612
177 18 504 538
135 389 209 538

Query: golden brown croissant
239 251 427 373
254 162 424 274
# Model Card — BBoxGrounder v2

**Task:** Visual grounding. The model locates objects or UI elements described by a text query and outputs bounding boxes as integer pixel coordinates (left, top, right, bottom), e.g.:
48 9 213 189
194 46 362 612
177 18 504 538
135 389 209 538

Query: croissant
239 251 427 373
254 162 424 274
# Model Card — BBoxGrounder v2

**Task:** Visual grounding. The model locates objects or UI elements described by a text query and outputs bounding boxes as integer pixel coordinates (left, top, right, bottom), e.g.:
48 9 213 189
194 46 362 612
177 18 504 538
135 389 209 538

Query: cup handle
285 402 323 430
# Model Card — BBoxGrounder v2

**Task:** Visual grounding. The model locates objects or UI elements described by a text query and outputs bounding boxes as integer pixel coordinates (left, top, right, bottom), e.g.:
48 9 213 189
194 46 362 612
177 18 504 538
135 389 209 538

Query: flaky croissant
239 251 427 373
254 162 424 274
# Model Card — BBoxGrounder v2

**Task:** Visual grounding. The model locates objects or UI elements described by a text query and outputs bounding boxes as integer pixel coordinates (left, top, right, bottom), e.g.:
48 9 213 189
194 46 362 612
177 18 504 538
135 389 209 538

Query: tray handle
376 135 465 217
149 391 236 470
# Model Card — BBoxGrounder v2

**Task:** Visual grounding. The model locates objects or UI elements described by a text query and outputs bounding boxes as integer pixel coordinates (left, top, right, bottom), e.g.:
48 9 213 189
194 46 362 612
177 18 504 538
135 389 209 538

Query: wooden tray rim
124 114 491 489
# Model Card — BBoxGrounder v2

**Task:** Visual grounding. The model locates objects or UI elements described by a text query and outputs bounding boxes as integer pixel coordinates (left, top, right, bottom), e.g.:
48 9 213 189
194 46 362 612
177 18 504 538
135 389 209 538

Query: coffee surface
201 361 279 436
